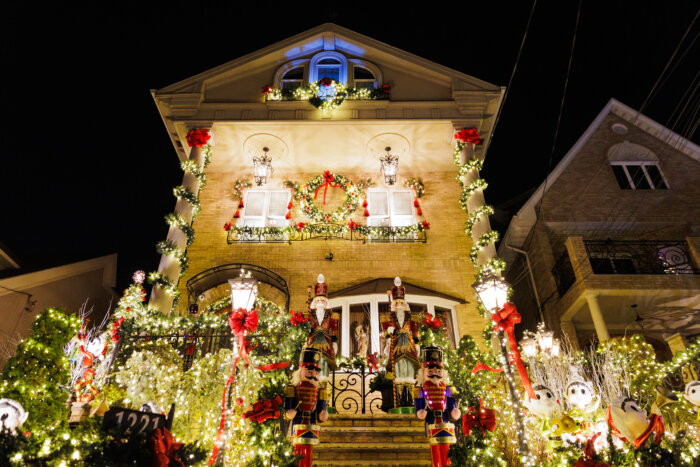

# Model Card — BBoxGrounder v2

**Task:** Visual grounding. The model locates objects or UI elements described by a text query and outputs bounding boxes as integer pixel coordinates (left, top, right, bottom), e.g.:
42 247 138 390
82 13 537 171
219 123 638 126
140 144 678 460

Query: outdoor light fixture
538 330 554 352
379 146 399 185
520 336 537 358
472 270 510 314
253 147 273 186
228 276 258 311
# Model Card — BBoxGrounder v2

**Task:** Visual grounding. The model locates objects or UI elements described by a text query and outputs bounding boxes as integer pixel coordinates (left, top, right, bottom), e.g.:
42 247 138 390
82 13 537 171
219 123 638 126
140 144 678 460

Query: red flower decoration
185 128 211 148
324 215 330 222
229 308 259 335
224 222 233 231
242 396 283 423
233 209 240 219
417 207 422 216
296 222 306 231
261 85 273 94
290 310 309 326
423 314 443 331
347 219 358 230
381 83 391 93
285 212 291 220
454 127 482 145
420 220 430 230
150 427 184 467
320 77 333 87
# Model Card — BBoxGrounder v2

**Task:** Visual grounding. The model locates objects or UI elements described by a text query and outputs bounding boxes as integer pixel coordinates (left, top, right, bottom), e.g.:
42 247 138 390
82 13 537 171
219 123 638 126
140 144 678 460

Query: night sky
2 2 698 291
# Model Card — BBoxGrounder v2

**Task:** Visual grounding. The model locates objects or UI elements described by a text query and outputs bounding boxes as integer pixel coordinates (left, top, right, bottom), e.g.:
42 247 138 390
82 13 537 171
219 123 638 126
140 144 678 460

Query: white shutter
267 191 290 227
368 190 389 227
242 191 266 227
391 191 414 226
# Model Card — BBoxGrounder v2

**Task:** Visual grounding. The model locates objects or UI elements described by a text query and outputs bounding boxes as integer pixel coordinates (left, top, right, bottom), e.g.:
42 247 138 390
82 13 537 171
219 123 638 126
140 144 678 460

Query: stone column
560 320 579 350
150 128 210 313
584 292 609 342
665 333 687 356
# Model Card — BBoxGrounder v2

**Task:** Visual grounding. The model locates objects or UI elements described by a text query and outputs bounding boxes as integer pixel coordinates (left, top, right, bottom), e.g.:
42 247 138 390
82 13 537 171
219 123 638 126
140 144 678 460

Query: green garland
465 205 495 237
156 240 190 276
227 221 429 239
164 213 195 246
265 79 389 110
404 177 425 198
233 178 252 201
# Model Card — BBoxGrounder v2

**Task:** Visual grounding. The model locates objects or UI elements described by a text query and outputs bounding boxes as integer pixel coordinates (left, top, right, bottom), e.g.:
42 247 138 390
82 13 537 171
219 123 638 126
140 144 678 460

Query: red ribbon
209 308 259 465
255 362 290 371
110 317 125 343
242 396 283 423
290 310 309 326
491 303 536 399
150 427 184 467
573 433 610 467
605 406 664 449
462 397 497 436
454 127 482 145
367 353 379 373
471 361 504 374
423 315 443 331
314 171 342 205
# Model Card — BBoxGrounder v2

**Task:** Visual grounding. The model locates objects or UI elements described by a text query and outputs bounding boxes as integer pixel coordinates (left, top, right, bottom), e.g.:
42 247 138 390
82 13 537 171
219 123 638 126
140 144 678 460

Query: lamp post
472 271 532 464
228 275 258 312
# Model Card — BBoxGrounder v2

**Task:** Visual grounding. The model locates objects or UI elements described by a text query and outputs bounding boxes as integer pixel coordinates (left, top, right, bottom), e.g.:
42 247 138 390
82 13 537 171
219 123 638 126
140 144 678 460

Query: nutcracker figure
414 346 461 467
381 276 421 409
305 274 339 381
284 348 329 467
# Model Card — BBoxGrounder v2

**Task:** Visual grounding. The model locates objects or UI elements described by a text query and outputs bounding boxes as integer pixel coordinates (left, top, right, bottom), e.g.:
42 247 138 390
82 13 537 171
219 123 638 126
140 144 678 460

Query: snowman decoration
524 384 560 418
566 380 600 414
0 399 28 435
683 381 700 419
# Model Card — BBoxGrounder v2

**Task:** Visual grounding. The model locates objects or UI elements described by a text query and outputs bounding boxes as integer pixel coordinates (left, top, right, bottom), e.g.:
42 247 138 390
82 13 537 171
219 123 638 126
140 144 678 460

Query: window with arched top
308 51 348 85
353 66 376 89
607 141 669 190
281 67 304 91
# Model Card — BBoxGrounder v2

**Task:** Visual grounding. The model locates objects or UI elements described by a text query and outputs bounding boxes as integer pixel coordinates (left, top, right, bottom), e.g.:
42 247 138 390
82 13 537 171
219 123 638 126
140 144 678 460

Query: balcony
584 240 699 275
552 251 576 296
226 224 427 244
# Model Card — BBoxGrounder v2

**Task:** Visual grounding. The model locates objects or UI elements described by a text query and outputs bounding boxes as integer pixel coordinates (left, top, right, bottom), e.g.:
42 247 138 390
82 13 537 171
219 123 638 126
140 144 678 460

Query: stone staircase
314 413 432 467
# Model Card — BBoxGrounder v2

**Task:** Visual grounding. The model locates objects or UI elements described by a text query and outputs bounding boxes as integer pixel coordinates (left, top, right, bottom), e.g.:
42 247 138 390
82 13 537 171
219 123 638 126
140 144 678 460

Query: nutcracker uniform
414 346 459 467
305 275 339 373
284 348 328 467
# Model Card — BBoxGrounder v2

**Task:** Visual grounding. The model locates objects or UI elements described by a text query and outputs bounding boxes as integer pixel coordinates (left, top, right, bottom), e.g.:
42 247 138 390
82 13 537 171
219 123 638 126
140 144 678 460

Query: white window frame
328 294 460 360
366 188 415 227
273 59 309 90
309 51 348 85
348 59 382 90
610 161 669 190
239 189 290 228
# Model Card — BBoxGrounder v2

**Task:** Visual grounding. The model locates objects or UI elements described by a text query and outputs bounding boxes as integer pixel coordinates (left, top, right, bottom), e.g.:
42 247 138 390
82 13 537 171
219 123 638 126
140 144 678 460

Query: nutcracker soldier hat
313 274 327 298
299 347 322 371
421 346 443 369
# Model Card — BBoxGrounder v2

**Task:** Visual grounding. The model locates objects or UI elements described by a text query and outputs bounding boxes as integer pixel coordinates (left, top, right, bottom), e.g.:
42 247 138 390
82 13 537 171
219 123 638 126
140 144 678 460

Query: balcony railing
226 224 427 244
584 240 699 275
552 251 576 296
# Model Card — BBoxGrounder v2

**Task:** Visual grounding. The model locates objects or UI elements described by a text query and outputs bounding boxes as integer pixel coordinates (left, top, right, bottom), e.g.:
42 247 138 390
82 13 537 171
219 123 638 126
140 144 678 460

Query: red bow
320 77 333 87
348 219 358 230
229 308 258 336
454 127 482 145
110 317 125 343
573 433 610 467
261 85 273 94
150 427 184 467
423 315 443 331
296 222 306 232
492 303 536 399
290 310 309 326
471 361 504 374
367 353 379 373
242 396 283 423
185 128 211 148
462 398 497 436
315 171 342 205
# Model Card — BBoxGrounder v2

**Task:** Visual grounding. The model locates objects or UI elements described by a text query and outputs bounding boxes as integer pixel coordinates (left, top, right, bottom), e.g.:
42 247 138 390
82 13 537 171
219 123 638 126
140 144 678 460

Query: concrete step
315 461 432 466
322 425 425 443
315 443 432 462
325 413 424 428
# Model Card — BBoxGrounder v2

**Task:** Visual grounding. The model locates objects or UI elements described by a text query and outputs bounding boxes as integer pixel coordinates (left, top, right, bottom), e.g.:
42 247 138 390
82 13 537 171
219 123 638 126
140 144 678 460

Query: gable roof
157 23 500 94
328 278 467 304
499 98 700 263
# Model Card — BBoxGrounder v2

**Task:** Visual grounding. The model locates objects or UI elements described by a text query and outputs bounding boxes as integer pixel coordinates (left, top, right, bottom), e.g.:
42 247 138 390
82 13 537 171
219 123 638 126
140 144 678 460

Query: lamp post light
379 147 399 185
228 275 258 311
472 271 532 464
253 147 273 186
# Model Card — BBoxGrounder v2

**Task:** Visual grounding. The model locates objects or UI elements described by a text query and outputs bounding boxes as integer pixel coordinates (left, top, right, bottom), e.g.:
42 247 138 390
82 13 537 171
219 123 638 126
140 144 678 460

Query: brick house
148 23 504 358
499 98 700 357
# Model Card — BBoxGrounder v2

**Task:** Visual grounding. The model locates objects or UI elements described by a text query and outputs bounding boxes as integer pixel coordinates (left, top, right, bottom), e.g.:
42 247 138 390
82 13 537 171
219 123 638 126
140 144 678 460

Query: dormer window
353 66 376 90
309 51 348 85
281 67 304 91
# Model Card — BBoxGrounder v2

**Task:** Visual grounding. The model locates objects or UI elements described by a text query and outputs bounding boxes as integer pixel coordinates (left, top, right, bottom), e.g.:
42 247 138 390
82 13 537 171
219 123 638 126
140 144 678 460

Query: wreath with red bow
297 171 362 223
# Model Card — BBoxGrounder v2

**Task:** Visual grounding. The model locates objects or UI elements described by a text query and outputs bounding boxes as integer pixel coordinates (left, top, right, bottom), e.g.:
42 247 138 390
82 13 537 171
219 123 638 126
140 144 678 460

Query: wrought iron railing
227 224 427 244
552 251 576 296
327 368 383 414
584 240 699 275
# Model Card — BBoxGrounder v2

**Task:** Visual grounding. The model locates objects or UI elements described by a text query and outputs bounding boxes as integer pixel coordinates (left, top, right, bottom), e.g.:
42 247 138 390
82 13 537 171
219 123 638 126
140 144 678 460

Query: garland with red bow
462 397 497 437
242 395 283 423
491 303 536 399
186 128 211 148
423 314 443 331
454 127 482 145
151 426 185 467
209 307 259 464
295 172 364 224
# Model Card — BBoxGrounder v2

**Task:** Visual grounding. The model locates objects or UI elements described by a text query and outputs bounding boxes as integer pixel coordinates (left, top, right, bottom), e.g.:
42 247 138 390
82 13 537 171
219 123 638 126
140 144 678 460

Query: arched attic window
273 59 309 90
349 59 382 90
607 141 668 190
309 51 348 85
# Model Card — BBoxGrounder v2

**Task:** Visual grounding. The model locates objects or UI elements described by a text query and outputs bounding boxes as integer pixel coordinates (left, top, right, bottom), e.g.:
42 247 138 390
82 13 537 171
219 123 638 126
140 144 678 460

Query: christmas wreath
297 171 362 223
263 79 390 110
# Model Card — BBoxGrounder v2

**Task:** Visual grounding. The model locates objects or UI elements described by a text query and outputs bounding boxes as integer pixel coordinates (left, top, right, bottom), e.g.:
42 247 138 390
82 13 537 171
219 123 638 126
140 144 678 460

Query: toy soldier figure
382 276 421 409
414 346 461 467
284 348 329 467
305 274 339 381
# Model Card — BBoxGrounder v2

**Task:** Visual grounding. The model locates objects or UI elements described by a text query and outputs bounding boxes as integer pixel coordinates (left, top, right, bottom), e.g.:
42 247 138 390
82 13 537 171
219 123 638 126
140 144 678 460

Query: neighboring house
0 250 118 368
499 98 700 358
149 23 505 356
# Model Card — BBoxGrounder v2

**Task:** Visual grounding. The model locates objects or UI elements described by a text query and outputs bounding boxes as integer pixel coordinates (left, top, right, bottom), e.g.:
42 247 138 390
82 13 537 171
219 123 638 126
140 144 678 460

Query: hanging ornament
347 219 358 230
285 212 291 220
364 208 370 217
233 210 240 219
417 208 422 216
414 198 420 208
362 199 368 208
288 200 293 209
239 201 244 209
